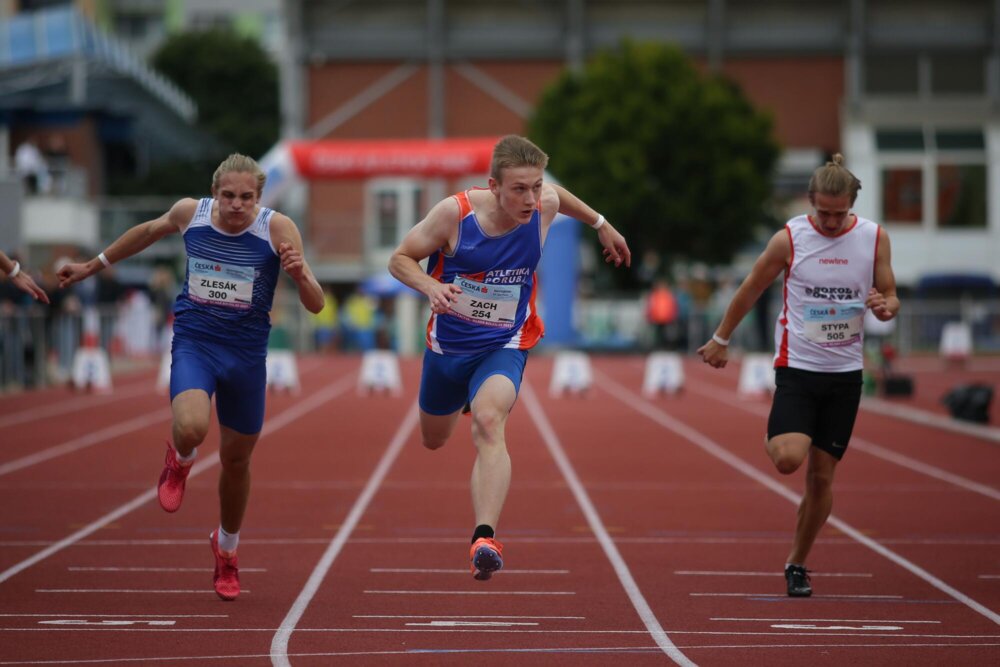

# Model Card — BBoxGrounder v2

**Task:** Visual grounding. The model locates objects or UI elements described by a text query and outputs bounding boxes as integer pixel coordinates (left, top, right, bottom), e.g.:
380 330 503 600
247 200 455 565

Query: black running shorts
766 366 863 460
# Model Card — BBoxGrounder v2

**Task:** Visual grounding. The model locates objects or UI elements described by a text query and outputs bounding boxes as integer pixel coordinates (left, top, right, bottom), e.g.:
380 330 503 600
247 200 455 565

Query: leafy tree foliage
529 42 780 283
153 28 279 160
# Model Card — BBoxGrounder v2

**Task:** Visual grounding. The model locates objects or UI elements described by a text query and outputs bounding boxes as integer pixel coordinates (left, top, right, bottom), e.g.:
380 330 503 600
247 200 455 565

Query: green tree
153 28 279 160
529 41 780 284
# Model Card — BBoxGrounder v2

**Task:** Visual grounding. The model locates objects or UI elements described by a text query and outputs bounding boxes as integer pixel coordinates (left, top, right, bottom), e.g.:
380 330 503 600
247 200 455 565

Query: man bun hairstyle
808 153 862 205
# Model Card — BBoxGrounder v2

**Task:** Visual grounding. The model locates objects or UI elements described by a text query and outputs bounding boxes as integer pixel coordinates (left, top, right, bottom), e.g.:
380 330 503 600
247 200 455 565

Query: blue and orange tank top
425 190 544 355
173 197 281 349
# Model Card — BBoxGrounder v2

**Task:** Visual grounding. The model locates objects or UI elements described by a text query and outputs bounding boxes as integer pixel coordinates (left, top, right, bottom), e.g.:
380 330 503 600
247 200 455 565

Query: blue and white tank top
173 197 280 349
425 190 545 355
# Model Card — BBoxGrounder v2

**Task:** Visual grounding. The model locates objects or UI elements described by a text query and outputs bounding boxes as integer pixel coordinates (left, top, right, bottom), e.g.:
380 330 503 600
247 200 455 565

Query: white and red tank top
424 190 544 355
774 214 880 372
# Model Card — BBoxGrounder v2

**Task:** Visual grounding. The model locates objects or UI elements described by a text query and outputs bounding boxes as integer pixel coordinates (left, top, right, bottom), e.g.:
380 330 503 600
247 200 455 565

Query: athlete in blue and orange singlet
390 135 631 580
58 154 324 600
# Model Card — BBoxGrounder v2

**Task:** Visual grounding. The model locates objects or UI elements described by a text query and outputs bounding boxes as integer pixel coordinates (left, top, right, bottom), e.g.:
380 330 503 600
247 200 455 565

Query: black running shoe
785 564 812 597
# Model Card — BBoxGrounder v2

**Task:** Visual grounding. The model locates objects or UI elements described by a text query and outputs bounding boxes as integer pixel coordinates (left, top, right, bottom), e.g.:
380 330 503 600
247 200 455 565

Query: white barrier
71 347 112 393
266 350 301 394
549 351 592 397
642 352 684 396
737 354 775 396
358 350 402 395
939 321 972 360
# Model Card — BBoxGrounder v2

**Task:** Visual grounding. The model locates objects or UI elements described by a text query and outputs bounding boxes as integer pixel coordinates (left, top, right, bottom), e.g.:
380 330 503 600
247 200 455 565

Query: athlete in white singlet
698 154 899 597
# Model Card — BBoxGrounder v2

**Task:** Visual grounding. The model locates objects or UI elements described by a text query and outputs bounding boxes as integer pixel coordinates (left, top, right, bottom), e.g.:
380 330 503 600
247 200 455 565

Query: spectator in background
311 287 340 352
645 279 678 349
341 290 376 351
42 133 72 195
14 138 50 195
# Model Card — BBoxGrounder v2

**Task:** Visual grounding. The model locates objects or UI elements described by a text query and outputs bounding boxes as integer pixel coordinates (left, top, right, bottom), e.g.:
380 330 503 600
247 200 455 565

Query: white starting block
642 352 685 396
71 347 113 393
939 321 972 361
266 349 301 394
549 351 592 397
737 353 775 397
358 350 402 395
156 350 171 394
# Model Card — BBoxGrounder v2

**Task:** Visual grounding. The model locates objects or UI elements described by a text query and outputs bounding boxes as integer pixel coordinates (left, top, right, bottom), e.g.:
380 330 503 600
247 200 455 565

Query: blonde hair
212 153 266 196
490 135 549 182
808 153 862 204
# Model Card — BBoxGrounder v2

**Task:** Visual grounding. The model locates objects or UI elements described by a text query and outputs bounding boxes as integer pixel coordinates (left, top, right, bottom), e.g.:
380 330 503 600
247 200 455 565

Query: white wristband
591 214 606 230
7 261 20 279
712 333 730 346
98 252 112 269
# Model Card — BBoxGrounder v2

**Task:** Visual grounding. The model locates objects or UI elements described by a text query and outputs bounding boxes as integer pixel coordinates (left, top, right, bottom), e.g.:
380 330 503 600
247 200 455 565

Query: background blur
1 0 999 391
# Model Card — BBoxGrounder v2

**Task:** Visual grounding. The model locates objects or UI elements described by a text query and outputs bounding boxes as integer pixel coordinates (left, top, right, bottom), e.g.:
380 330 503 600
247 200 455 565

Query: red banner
288 137 499 179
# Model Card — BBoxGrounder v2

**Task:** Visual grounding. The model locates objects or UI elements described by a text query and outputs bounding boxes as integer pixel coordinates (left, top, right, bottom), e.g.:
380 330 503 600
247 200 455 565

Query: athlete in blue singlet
389 135 631 580
57 154 324 600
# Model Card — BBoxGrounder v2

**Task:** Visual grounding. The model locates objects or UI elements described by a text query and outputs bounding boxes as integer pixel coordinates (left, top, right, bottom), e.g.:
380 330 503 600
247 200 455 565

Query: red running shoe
209 530 240 601
469 537 504 581
157 443 191 513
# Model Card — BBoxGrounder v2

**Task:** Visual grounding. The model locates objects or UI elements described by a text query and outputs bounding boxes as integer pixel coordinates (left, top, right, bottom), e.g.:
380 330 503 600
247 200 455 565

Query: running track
0 354 997 665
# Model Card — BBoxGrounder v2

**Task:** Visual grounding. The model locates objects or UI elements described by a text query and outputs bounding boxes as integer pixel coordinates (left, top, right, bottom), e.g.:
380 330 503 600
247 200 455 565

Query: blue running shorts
170 335 267 435
419 347 529 416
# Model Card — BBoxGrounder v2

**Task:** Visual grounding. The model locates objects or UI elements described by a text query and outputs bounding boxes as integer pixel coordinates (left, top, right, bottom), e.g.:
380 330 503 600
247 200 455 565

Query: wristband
712 333 730 346
7 261 20 279
591 214 606 230
98 252 112 268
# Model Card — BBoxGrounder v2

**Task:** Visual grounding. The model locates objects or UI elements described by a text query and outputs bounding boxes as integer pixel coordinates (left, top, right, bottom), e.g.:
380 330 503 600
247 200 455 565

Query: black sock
472 524 494 543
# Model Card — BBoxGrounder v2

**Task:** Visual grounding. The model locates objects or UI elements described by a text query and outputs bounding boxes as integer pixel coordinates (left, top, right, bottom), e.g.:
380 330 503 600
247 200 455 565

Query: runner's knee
471 406 505 444
173 417 209 448
767 437 807 475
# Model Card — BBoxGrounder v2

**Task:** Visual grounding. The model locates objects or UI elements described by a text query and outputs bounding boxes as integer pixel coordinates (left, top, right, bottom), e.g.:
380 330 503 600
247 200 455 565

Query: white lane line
68 566 267 573
0 372 356 585
599 372 1000 626
0 613 227 618
269 405 419 667
369 568 568 574
712 617 941 624
980 575 1000 579
0 408 173 477
691 592 903 599
406 620 540 627
861 396 1000 444
36 589 250 594
685 378 1000 501
363 589 574 595
0 378 156 430
675 570 871 577
354 615 585 619
521 382 696 667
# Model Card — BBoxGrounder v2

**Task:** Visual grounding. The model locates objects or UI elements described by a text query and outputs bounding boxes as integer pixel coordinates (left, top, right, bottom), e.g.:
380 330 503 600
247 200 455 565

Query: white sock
175 447 197 466
218 527 239 554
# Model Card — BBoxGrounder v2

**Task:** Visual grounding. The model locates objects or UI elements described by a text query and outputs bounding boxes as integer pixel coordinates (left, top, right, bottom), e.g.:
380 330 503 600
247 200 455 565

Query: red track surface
0 354 997 665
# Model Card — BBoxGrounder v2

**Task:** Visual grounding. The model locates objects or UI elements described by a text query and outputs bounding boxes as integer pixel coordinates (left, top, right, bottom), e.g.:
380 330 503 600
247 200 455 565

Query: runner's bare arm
866 227 899 321
271 213 324 314
698 229 790 368
57 199 195 288
389 197 465 314
548 183 631 268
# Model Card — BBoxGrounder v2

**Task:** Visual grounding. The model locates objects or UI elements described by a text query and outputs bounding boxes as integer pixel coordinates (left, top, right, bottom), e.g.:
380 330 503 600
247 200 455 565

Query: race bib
187 258 254 310
803 301 864 347
450 275 520 329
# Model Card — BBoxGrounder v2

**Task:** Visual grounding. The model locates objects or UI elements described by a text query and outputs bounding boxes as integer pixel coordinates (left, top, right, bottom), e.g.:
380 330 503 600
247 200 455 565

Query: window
881 168 923 223
877 126 986 229
375 191 399 248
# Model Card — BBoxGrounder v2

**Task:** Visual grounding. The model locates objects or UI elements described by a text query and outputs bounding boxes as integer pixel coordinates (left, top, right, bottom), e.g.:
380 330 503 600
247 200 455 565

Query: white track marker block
266 350 301 394
357 350 402 396
939 321 972 361
549 351 592 397
156 350 171 394
737 353 775 397
71 347 113 393
642 352 685 396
